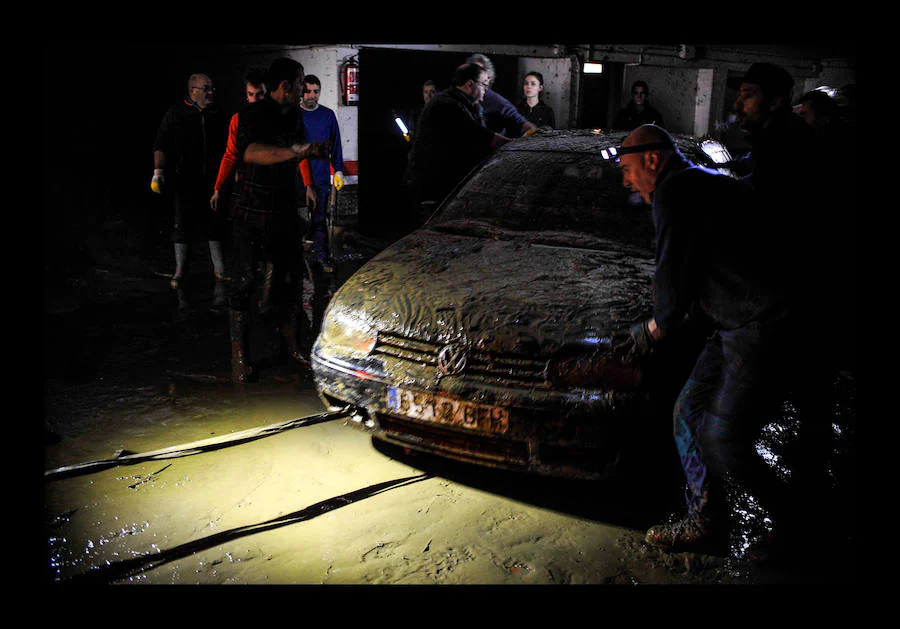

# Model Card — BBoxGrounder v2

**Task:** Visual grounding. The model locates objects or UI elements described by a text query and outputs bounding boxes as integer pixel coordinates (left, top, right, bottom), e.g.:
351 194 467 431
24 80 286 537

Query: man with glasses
614 80 665 131
466 53 536 138
152 73 228 304
404 63 511 230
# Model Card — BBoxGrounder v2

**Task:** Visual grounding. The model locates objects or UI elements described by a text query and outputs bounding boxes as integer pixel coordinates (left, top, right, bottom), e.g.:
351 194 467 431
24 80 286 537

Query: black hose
44 406 355 481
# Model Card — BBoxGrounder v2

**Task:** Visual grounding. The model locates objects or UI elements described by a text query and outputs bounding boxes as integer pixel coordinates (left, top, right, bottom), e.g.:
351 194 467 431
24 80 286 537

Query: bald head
621 124 676 157
188 73 212 89
618 124 677 205
187 73 215 109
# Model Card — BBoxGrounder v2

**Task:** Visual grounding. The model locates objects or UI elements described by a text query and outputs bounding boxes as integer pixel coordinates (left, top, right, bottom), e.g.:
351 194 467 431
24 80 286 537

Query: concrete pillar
693 68 714 137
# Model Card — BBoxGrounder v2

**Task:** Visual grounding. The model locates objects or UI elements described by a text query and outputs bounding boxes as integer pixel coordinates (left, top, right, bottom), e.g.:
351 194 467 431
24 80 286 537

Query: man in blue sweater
299 74 344 266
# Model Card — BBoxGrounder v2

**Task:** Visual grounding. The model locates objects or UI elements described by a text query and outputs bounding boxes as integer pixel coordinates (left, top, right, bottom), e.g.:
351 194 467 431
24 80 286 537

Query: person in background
210 69 268 214
298 74 344 268
466 53 536 137
614 80 665 130
794 89 843 142
730 61 840 561
226 57 328 383
517 71 555 130
407 79 437 142
152 73 228 304
404 63 511 229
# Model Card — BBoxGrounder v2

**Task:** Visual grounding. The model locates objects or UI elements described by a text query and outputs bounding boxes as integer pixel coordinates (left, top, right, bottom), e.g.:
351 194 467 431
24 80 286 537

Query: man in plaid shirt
227 57 328 383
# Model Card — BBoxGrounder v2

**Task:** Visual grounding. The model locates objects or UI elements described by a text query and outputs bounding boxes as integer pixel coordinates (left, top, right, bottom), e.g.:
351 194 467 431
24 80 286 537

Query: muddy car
312 130 735 480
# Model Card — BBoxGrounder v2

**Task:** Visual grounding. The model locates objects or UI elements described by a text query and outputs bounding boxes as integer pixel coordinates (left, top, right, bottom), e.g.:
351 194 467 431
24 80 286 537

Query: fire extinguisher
342 56 359 106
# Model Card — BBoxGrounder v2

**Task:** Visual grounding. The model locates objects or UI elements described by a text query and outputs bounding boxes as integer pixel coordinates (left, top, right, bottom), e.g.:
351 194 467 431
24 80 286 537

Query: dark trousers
228 216 304 316
673 322 790 523
309 183 331 263
172 179 226 243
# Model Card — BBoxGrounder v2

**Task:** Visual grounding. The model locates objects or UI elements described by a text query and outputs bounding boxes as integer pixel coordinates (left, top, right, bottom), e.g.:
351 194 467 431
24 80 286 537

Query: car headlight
700 139 732 165
319 310 378 356
545 342 642 390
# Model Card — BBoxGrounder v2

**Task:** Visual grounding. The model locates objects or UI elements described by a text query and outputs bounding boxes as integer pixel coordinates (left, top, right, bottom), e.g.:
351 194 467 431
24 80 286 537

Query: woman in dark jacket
517 71 555 130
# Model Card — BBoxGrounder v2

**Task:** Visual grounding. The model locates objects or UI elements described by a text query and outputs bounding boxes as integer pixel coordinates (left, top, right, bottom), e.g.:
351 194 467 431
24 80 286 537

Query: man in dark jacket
226 58 328 383
733 62 840 554
614 124 793 558
466 53 537 137
404 63 511 228
613 80 665 130
152 73 228 301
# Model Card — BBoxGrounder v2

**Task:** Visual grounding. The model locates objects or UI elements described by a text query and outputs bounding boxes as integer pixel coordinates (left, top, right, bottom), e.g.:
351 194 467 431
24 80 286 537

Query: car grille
372 331 549 389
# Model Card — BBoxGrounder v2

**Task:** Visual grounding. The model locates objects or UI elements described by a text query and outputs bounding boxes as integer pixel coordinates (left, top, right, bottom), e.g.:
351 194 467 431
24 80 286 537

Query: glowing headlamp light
699 139 732 165
601 141 675 162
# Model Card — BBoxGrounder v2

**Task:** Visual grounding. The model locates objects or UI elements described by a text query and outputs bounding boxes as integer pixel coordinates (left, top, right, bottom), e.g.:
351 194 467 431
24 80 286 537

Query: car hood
328 227 655 357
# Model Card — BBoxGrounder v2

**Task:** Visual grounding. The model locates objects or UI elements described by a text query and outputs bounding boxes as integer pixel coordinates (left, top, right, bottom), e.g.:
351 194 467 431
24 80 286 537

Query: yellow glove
333 171 344 191
151 169 164 194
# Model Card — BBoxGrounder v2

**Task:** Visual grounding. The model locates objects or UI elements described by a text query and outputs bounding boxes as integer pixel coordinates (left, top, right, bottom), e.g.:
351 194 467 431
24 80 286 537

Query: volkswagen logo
437 343 469 376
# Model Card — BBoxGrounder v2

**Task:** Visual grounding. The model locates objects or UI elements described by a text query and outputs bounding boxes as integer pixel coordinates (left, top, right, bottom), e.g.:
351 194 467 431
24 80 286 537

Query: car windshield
430 149 655 252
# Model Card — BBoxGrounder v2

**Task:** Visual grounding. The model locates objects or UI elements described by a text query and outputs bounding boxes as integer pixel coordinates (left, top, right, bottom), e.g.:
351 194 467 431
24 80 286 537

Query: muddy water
44 369 856 585
43 249 857 586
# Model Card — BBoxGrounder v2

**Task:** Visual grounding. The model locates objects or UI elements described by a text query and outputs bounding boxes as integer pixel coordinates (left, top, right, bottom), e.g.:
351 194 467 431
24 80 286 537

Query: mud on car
311 130 736 480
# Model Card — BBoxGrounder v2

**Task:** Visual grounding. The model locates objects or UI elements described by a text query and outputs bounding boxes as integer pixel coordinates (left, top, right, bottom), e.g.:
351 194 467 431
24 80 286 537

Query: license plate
386 387 509 434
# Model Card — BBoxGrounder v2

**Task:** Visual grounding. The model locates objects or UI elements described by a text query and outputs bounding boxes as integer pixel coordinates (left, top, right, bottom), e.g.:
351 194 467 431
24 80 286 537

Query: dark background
45 42 237 280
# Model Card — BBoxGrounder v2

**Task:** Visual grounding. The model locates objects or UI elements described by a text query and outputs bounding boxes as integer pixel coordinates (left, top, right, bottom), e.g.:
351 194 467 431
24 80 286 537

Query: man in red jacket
210 69 268 214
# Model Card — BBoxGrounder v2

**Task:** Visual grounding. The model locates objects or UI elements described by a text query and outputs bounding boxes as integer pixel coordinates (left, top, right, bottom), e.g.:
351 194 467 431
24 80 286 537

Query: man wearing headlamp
614 124 792 559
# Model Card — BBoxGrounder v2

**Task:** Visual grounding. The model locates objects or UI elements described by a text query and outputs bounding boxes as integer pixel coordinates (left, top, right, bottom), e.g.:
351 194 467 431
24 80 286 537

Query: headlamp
600 141 674 162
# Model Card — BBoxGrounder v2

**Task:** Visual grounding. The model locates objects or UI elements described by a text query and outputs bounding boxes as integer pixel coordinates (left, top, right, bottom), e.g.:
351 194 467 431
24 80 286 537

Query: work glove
333 171 344 191
613 319 655 364
151 169 164 194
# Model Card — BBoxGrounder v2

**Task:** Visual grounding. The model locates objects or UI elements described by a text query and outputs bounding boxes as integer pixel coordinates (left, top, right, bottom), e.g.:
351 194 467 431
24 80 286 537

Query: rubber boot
229 309 254 383
213 277 227 309
208 240 226 278
172 242 188 289
309 260 330 340
209 240 228 309
280 310 310 368
257 262 275 315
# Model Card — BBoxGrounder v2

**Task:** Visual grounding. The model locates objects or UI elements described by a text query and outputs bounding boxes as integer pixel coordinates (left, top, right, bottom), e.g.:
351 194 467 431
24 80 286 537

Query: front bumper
311 346 650 481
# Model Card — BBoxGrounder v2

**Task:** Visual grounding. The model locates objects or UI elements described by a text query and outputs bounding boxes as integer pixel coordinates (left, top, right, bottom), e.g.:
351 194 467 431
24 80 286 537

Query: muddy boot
645 511 730 556
280 311 310 368
229 309 254 383
174 285 189 313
